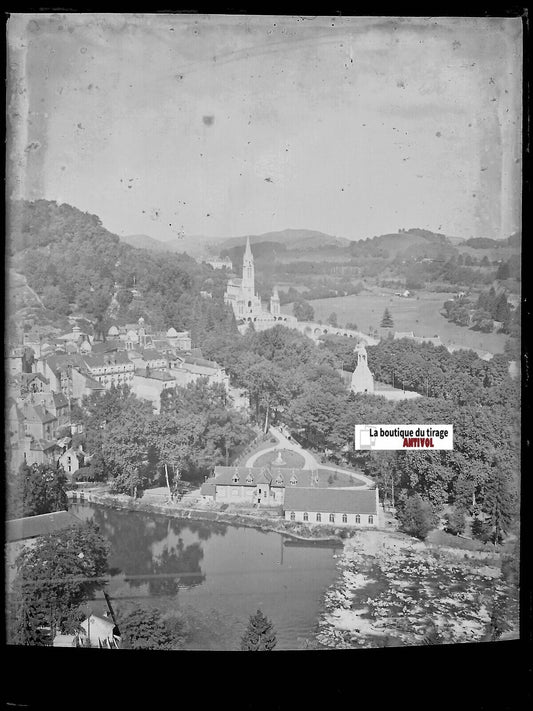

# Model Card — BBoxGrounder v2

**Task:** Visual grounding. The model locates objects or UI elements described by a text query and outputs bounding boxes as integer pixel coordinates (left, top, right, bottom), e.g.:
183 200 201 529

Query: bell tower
270 286 280 317
241 236 255 304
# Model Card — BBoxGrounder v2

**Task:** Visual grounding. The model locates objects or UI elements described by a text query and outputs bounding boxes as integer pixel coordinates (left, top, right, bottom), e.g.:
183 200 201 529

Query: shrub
397 495 437 540
443 507 466 536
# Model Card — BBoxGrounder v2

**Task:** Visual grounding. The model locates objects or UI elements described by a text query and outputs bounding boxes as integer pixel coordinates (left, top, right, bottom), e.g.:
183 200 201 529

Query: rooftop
23 403 57 423
141 348 167 361
283 487 377 514
30 438 60 451
6 511 84 542
81 351 132 368
134 368 175 381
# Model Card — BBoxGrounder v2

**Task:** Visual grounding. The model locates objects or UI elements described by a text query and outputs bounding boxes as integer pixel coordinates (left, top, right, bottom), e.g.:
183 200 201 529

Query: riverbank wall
67 488 345 545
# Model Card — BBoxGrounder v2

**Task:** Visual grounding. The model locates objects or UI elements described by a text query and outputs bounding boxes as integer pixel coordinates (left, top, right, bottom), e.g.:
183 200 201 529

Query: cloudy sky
7 14 522 243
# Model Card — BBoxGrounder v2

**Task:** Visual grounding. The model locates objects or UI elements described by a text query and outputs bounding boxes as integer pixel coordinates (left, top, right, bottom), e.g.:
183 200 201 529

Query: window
275 475 284 485
246 474 253 484
290 476 297 486
316 513 321 522
232 475 239 483
329 514 335 523
290 511 295 521
355 514 360 524
368 515 374 525
342 514 348 524
303 512 309 522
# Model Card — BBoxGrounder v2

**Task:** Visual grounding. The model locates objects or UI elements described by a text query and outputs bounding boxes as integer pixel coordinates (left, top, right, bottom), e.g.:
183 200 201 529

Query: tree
118 607 187 650
482 468 515 544
327 312 338 327
8 463 68 519
293 299 315 322
443 507 466 536
240 609 277 651
471 517 492 543
496 261 510 280
380 308 394 328
396 494 436 540
102 398 154 497
8 522 109 643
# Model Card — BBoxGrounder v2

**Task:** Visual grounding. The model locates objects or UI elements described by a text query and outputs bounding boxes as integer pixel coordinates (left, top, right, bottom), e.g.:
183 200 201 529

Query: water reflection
69 503 338 650
73 505 228 597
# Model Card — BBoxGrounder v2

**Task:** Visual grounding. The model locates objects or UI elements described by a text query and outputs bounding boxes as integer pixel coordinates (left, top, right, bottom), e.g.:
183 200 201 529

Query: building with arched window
200 465 379 527
283 488 379 527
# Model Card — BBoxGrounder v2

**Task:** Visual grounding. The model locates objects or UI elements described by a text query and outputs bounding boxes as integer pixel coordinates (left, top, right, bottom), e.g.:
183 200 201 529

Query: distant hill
6 199 233 344
120 233 172 251
214 229 350 253
348 229 457 260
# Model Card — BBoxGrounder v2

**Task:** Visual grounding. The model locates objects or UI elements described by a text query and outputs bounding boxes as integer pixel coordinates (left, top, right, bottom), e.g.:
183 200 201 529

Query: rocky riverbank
315 528 518 649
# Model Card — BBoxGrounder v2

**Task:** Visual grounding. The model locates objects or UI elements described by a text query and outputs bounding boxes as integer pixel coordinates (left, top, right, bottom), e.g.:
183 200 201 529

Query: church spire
244 236 253 261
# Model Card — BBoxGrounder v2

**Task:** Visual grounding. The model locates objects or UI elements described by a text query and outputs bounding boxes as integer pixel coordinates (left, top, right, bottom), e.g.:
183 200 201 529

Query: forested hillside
7 200 237 347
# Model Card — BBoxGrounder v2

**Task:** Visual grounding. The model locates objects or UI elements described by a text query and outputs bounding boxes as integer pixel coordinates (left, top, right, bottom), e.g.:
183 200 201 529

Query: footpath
245 426 375 488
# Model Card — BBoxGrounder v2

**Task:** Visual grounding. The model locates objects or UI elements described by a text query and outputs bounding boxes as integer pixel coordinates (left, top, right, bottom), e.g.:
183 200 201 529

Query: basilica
224 237 297 333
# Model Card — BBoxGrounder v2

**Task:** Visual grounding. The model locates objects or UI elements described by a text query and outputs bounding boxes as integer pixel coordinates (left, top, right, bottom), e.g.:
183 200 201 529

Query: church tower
270 285 280 318
241 236 255 303
350 344 375 394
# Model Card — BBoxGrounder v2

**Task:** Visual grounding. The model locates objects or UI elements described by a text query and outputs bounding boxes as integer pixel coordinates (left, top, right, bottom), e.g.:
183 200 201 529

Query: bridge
289 321 379 346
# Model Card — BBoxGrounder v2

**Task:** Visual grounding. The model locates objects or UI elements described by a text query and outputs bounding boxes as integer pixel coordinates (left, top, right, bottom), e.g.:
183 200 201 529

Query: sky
7 13 522 244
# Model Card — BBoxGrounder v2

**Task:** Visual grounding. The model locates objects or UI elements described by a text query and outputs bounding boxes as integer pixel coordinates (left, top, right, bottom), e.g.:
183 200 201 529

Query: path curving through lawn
244 426 376 489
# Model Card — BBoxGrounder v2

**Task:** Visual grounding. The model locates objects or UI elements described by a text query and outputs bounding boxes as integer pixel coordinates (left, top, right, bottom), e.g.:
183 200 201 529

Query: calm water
69 503 340 650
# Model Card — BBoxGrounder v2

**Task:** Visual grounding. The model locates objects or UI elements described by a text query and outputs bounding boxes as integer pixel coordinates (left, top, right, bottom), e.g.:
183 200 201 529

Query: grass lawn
316 469 368 487
282 290 509 354
254 449 305 468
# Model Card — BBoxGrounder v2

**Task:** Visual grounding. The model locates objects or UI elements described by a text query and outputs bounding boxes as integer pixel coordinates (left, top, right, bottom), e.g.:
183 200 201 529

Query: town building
111 319 192 353
80 351 135 389
284 488 379 527
223 238 296 333
204 256 233 270
393 331 443 347
201 465 379 526
58 445 85 478
56 325 93 354
37 354 106 400
131 369 177 412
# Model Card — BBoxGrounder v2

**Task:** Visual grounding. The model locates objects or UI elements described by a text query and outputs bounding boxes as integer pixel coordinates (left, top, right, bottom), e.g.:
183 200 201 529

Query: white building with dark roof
284 487 378 527
201 465 379 526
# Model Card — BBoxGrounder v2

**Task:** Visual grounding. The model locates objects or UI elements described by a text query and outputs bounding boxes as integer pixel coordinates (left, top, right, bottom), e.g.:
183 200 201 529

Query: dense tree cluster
7 199 237 350
443 287 518 334
7 463 68 520
201 327 519 543
73 381 253 495
118 607 189 650
7 523 109 644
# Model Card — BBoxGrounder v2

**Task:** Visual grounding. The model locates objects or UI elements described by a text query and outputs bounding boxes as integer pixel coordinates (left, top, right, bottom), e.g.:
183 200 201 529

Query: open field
282 291 509 354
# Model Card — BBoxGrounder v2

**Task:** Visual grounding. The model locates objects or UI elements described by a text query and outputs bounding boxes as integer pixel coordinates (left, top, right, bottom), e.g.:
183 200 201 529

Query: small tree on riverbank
397 494 436 540
240 610 277 651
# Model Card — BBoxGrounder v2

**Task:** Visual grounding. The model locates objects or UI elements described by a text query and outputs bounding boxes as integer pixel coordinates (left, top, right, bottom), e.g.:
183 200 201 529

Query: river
69 502 340 650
